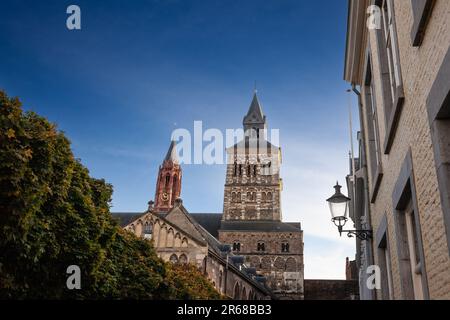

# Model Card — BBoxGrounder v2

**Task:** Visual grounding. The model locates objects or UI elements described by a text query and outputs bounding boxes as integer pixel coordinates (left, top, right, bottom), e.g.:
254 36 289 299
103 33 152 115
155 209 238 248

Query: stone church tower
218 92 304 299
153 141 182 213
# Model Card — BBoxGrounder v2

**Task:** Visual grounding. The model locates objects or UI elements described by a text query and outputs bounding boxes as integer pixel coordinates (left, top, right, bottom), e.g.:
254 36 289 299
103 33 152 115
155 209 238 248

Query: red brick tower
153 141 182 213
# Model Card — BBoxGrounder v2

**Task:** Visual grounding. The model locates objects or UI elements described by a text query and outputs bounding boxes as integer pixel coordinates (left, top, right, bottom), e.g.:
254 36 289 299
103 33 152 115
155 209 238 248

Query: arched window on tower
239 164 243 176
281 241 290 253
257 241 265 252
233 242 241 252
233 161 237 176
165 174 170 186
253 127 260 139
253 165 257 176
172 175 178 200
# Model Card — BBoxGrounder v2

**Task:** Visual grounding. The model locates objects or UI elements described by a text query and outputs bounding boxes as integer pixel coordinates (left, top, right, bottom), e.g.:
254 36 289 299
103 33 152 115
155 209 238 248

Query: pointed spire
244 92 265 123
243 91 267 135
164 140 179 164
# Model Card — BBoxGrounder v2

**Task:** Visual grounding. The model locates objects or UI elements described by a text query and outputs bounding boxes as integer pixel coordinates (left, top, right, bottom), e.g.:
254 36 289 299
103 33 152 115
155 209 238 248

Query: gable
164 206 205 243
124 210 206 247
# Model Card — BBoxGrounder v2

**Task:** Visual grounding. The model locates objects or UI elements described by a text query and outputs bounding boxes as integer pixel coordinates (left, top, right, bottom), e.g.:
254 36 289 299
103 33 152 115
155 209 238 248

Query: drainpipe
351 84 376 300
225 253 229 297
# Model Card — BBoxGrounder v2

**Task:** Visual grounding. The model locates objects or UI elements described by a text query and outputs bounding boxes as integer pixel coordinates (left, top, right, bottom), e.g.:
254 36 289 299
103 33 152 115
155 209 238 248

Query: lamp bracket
341 229 373 241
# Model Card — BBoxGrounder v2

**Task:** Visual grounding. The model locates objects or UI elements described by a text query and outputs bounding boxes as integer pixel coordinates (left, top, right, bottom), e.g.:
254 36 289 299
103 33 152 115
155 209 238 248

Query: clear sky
0 0 360 279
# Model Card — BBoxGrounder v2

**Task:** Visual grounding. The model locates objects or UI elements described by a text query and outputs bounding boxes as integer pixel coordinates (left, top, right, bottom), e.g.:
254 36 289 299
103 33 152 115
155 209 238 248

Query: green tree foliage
0 90 220 299
165 263 222 300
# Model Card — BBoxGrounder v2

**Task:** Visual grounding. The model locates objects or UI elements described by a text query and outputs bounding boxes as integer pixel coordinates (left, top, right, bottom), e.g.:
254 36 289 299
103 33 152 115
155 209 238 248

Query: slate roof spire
243 91 267 136
164 140 179 164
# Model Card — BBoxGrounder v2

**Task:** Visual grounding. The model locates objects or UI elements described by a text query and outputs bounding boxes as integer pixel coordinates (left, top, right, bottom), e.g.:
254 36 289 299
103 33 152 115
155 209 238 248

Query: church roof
227 136 279 152
189 214 222 238
164 140 179 164
243 92 265 125
112 212 301 235
220 220 302 233
112 212 145 227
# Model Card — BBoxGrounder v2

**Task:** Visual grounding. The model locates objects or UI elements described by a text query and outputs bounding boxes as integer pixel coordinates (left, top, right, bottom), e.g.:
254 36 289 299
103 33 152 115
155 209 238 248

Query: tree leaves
6 128 15 139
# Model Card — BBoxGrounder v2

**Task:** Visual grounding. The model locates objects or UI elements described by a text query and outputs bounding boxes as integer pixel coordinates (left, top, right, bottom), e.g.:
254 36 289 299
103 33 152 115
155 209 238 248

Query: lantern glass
326 182 351 222
328 200 349 221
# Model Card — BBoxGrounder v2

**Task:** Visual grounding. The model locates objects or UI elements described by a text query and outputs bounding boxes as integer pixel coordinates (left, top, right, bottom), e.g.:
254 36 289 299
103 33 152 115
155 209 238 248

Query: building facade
344 0 450 299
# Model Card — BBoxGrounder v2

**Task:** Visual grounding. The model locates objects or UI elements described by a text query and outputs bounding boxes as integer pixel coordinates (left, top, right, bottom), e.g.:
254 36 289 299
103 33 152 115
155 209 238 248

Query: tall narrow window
377 218 394 300
172 175 178 200
165 174 170 186
382 0 402 104
405 201 425 300
143 223 153 240
393 151 429 299
364 55 383 201
370 84 381 167
374 0 405 153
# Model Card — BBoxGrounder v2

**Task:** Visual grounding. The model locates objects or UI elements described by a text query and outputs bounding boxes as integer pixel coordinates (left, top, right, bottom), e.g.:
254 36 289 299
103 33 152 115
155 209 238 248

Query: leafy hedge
0 90 221 299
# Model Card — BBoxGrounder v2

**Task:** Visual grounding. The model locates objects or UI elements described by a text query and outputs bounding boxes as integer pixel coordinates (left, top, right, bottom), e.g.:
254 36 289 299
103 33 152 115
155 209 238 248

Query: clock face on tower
161 192 169 201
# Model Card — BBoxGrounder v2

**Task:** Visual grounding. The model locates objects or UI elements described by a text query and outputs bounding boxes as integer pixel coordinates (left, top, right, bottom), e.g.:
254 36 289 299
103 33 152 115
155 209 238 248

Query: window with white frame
392 151 429 299
381 0 403 106
373 0 405 153
377 220 394 300
364 54 383 199
404 201 425 300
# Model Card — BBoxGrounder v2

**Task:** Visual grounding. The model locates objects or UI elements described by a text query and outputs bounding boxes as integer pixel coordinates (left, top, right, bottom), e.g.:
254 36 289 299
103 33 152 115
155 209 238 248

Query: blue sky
0 0 360 279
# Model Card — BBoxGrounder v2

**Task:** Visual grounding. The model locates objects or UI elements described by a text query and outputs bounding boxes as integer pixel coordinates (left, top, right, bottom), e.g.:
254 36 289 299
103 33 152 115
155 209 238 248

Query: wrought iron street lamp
326 182 372 241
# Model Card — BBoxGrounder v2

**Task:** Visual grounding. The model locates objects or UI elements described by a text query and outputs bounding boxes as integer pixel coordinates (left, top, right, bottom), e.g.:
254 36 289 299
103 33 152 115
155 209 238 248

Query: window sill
411 0 436 47
384 88 405 154
370 165 384 203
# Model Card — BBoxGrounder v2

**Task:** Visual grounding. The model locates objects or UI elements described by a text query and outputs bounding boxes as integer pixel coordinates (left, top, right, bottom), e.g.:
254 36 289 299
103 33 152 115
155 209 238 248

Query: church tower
219 92 304 300
153 141 182 213
222 91 282 221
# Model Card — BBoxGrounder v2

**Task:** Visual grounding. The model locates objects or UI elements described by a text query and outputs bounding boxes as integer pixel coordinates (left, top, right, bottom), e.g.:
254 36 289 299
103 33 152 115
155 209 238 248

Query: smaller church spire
164 140 179 164
154 140 182 213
